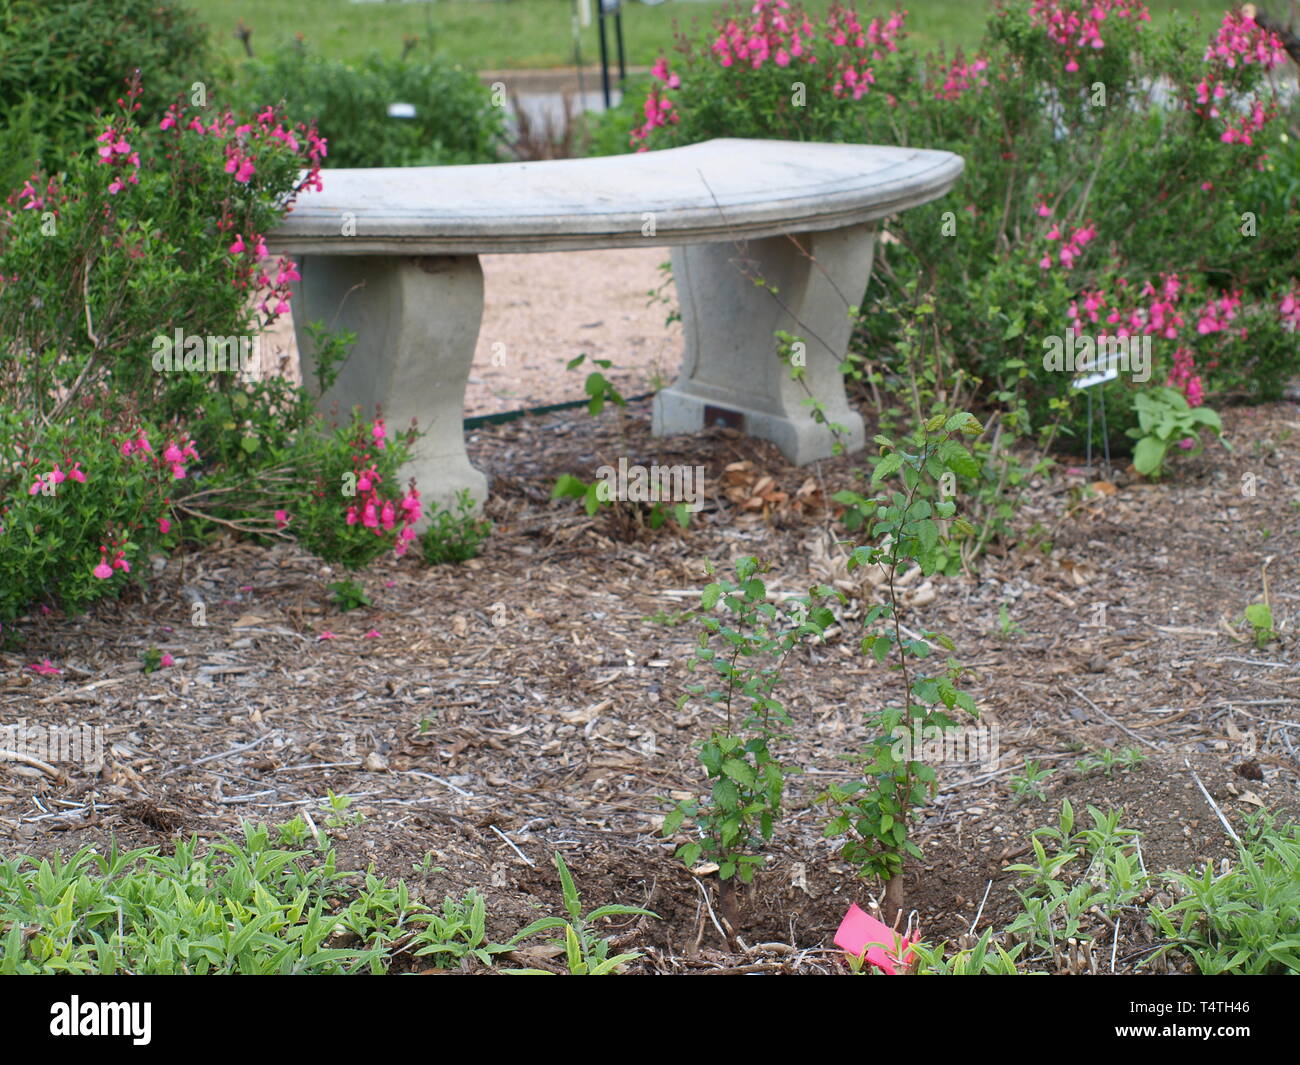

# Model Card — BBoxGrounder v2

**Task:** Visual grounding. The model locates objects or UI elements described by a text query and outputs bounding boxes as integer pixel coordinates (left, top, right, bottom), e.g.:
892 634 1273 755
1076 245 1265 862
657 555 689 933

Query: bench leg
653 223 873 464
292 253 487 528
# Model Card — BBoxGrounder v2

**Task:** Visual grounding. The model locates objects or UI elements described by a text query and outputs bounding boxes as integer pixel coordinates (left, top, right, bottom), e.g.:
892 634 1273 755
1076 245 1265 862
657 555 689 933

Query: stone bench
267 138 963 522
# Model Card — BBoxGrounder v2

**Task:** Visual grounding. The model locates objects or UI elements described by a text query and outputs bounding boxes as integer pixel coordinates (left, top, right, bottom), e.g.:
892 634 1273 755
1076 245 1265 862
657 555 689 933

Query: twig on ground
1184 758 1241 846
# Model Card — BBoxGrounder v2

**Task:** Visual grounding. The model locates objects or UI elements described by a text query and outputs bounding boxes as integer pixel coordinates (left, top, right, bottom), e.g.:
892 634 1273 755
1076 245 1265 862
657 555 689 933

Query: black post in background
597 2 611 109
614 2 626 88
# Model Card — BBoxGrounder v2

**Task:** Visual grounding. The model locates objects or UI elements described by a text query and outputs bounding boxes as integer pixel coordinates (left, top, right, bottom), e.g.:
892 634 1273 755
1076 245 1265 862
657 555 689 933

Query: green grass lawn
189 0 1237 72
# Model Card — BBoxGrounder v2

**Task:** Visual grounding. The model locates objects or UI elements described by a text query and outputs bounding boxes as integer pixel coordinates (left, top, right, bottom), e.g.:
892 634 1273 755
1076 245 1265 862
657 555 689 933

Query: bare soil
2 394 1297 974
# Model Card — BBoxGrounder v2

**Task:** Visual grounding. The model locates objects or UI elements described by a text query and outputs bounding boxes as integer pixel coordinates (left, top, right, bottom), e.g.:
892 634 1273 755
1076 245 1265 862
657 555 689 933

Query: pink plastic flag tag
834 903 915 974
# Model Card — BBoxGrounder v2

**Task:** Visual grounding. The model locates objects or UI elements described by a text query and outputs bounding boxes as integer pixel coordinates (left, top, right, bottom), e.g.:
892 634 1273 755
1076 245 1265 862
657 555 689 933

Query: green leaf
721 758 757 788
938 439 979 478
1132 436 1167 477
872 452 904 483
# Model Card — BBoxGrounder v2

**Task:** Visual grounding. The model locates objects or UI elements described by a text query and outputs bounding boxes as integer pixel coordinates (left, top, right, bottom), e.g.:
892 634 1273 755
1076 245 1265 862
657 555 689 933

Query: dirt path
256 246 682 417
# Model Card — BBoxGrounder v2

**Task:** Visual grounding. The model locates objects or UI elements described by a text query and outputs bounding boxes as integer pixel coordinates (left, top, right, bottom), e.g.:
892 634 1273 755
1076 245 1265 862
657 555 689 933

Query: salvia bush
290 413 423 571
0 415 190 626
0 74 428 626
633 1 1300 453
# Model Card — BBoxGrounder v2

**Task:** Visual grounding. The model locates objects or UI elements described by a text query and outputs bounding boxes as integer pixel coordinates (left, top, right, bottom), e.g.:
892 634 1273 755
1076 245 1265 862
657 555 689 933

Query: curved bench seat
269 138 963 522
269 139 963 255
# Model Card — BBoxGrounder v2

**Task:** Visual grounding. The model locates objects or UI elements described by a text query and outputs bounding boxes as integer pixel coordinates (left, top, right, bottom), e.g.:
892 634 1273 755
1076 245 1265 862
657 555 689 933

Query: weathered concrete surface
291 254 488 516
652 223 875 463
268 139 962 254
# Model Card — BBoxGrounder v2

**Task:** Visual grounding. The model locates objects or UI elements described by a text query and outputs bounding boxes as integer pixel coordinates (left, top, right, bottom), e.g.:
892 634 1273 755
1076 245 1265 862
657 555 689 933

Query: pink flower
158 517 171 534
274 509 291 529
160 653 175 667
28 659 61 676
317 630 337 641
93 562 113 580
363 629 381 639
229 234 246 255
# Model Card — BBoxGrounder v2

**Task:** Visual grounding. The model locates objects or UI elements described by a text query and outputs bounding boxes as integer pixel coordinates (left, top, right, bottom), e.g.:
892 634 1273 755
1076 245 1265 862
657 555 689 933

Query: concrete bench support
292 253 488 508
654 222 875 463
269 139 962 524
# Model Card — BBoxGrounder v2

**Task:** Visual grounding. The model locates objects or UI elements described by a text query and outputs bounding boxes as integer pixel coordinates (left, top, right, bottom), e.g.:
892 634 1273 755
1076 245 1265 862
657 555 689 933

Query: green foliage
664 558 836 884
822 413 981 894
0 825 394 974
302 319 357 396
1077 746 1148 778
409 889 515 968
1125 386 1224 478
0 0 208 181
1242 602 1277 648
504 852 658 975
327 579 370 612
1004 801 1146 965
1150 813 1300 975
227 47 506 167
908 929 1032 975
551 472 691 530
566 353 627 417
421 489 493 565
1009 759 1056 803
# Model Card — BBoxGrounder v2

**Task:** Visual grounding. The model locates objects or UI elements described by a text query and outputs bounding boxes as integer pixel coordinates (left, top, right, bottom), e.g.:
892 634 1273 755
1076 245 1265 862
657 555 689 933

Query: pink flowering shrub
631 1 910 148
628 2 1299 455
0 74 440 627
0 412 188 625
290 411 424 571
1 73 324 440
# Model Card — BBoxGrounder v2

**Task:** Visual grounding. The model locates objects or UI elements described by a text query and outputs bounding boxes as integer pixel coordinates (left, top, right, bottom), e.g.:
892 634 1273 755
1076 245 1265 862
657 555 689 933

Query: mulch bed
2 396 1297 974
